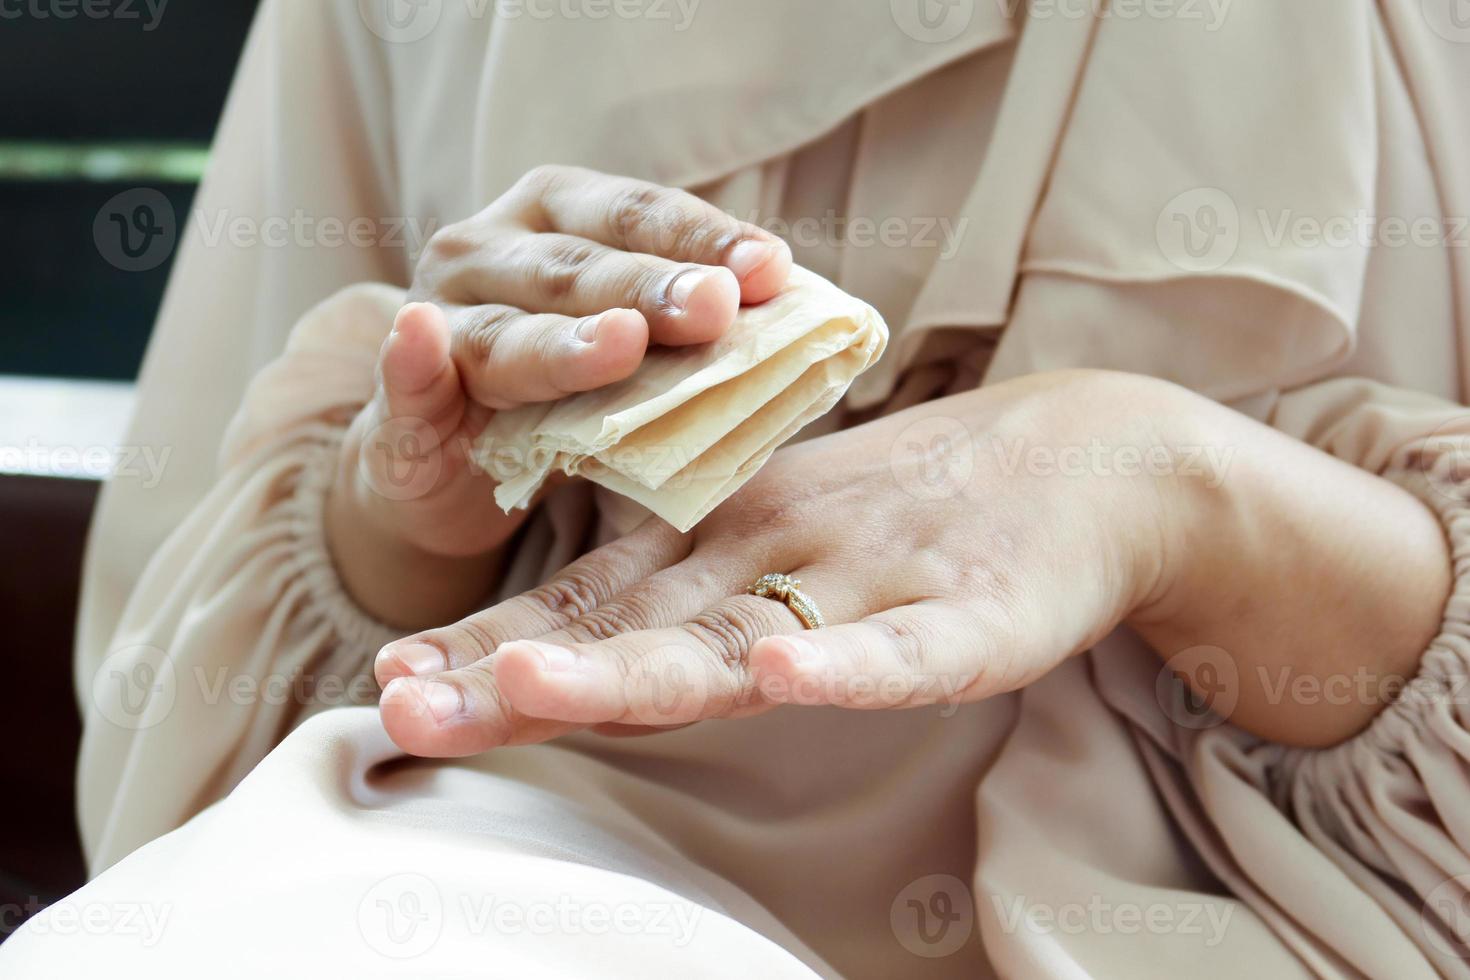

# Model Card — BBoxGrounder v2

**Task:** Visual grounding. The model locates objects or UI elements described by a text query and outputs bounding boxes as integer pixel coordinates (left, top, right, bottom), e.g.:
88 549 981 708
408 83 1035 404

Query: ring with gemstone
747 573 826 630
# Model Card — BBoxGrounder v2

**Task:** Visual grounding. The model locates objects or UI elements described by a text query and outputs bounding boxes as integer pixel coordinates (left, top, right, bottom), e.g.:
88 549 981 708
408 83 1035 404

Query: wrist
1110 378 1229 630
325 449 505 631
1120 385 1451 746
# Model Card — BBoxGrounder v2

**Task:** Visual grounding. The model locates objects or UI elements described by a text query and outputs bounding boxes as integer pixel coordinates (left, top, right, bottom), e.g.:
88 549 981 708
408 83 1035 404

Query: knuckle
528 237 603 303
606 183 678 251
562 610 632 644
565 590 666 642
617 515 692 562
624 262 672 308
517 163 570 197
425 223 476 262
949 528 1025 607
452 662 517 737
602 181 742 260
715 488 806 541
426 621 500 664
671 211 741 260
418 228 481 302
677 561 728 601
416 221 517 306
525 563 617 621
682 601 766 670
906 541 960 587
457 306 518 364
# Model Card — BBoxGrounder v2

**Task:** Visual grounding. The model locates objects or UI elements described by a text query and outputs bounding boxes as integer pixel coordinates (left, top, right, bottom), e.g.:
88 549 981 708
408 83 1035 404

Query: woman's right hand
326 165 793 631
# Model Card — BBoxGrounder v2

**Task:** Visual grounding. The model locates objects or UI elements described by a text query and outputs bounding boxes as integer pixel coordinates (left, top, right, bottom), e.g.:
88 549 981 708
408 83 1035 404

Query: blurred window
1 1 260 479
1 0 260 382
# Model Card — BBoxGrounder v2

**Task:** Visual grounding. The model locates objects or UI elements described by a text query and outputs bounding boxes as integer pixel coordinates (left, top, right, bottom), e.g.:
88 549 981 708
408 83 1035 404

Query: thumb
355 303 468 505
379 302 465 442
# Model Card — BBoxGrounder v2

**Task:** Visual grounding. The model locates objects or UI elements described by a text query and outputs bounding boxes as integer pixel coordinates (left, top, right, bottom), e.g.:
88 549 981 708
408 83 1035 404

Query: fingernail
422 681 463 724
503 640 578 672
389 642 447 677
577 312 603 343
667 268 711 311
725 240 780 282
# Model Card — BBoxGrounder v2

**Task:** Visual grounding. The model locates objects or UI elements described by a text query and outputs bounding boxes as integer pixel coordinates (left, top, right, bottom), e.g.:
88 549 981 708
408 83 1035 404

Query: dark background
2 1 260 379
1 0 261 937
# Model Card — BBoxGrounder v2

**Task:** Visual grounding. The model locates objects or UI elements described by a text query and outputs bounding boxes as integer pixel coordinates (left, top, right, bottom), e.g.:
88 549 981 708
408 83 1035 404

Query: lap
5 704 1002 979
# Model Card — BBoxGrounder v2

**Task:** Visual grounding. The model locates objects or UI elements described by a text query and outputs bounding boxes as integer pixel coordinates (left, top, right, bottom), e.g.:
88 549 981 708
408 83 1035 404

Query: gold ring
747 573 826 630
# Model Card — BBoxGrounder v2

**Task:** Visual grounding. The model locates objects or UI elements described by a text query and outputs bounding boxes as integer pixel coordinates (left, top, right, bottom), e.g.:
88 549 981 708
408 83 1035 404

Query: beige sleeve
1095 376 1470 976
77 283 412 874
1255 377 1470 972
75 0 409 873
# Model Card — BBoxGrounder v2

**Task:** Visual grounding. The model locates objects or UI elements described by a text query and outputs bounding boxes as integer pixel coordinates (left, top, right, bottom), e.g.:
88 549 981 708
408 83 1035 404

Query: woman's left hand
375 367 1452 756
375 370 1183 755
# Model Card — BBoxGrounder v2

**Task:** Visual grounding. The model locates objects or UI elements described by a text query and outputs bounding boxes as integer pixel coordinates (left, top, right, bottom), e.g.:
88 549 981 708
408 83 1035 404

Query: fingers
354 303 479 507
451 233 742 346
447 303 649 409
377 303 463 439
414 165 796 408
511 165 792 304
378 664 577 757
490 565 868 726
373 518 689 687
535 553 758 646
488 593 801 726
748 602 1005 710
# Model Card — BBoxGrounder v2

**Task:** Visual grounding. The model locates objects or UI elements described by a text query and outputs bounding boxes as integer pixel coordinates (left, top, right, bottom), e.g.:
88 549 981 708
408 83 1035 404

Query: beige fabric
476 265 888 531
9 0 1470 976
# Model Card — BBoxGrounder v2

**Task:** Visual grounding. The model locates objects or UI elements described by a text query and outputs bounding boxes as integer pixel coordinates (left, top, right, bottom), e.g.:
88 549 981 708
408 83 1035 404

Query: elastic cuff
1315 448 1470 757
275 423 406 679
